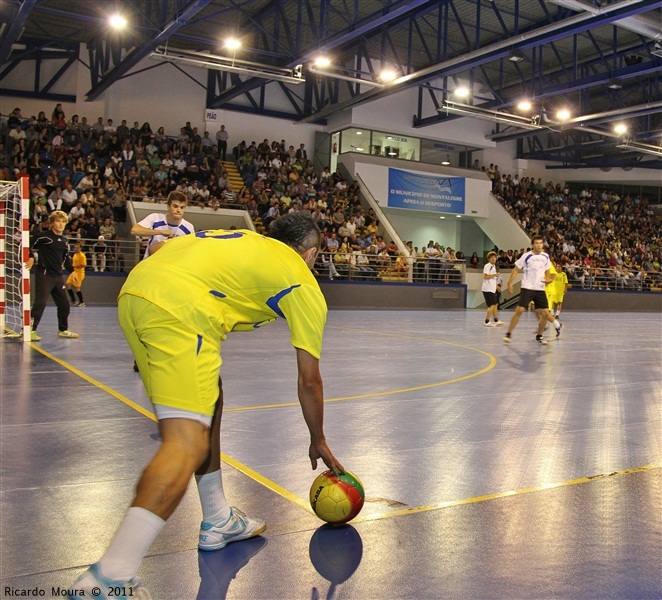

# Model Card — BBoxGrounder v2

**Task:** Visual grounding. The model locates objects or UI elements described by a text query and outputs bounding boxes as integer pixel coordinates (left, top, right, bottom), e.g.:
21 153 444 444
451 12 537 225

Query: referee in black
25 210 79 341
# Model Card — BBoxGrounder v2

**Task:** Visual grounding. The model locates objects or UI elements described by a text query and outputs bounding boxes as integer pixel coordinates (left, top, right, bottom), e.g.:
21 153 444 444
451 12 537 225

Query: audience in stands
1 105 659 287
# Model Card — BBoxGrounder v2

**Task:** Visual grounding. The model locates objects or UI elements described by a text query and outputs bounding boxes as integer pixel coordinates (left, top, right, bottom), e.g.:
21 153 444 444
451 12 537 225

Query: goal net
0 177 31 341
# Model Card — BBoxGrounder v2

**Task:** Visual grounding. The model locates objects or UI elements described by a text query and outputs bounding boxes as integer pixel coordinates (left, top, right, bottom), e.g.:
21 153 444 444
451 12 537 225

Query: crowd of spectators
490 172 661 289
1 105 659 287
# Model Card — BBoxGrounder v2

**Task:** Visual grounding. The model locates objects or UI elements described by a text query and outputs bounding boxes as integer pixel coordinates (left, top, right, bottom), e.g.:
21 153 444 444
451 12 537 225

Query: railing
564 266 661 291
60 236 146 272
314 251 466 284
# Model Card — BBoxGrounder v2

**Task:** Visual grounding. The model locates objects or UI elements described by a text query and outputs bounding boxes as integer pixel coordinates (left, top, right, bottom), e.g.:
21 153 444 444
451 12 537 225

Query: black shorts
482 291 498 307
518 289 548 309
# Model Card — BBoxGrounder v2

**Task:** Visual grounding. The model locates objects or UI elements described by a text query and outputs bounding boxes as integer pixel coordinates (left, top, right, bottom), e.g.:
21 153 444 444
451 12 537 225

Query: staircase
223 161 244 191
221 160 264 232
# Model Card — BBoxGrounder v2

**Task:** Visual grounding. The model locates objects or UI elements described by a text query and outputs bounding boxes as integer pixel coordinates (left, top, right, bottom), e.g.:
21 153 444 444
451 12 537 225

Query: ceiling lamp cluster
308 55 398 88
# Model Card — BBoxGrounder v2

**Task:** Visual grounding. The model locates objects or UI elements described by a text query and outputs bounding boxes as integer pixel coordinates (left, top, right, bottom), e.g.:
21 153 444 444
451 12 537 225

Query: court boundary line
26 344 661 523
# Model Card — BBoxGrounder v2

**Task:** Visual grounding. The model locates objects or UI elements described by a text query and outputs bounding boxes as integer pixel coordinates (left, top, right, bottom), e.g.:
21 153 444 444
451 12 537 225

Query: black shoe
133 360 139 372
536 335 548 346
556 323 563 338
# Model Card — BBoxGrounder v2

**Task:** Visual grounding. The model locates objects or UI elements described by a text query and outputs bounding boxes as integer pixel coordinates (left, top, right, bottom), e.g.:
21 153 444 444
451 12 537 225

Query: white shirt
137 212 195 258
482 262 498 293
515 251 550 291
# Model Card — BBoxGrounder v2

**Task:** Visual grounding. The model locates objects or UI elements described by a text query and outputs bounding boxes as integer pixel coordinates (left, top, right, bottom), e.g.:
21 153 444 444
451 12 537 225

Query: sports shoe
484 322 496 327
76 303 86 307
68 563 151 600
494 321 505 326
503 332 512 343
198 507 266 552
556 322 563 338
58 330 79 338
30 330 42 342
536 335 548 346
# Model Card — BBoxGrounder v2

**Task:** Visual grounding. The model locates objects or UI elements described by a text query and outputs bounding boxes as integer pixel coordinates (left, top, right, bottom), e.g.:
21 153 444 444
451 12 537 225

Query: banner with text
388 168 465 214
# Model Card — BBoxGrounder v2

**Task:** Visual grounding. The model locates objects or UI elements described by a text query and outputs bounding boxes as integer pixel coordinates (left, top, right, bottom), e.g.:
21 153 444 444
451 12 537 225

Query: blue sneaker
68 563 151 599
198 507 266 551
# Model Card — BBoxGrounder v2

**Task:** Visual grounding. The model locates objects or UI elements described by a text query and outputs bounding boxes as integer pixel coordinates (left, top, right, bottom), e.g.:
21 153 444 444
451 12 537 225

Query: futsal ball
309 470 365 524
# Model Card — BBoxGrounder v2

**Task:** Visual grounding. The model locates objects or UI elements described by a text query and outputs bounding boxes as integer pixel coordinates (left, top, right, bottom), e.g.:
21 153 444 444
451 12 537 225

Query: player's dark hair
267 213 322 253
167 190 188 205
531 234 544 244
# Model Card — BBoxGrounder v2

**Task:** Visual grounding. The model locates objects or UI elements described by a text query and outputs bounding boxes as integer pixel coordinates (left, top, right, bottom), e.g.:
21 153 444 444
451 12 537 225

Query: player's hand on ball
309 440 344 476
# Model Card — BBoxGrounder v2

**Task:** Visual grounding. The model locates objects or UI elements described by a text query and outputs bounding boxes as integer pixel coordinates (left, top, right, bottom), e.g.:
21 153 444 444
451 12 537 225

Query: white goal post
0 177 31 341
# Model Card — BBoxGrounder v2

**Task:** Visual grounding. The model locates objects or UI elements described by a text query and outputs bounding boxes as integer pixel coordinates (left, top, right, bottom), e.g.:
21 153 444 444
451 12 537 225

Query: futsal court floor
1 307 661 600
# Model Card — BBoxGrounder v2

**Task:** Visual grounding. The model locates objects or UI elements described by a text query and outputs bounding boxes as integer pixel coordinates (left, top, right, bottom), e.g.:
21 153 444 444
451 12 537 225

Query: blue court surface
2 307 661 599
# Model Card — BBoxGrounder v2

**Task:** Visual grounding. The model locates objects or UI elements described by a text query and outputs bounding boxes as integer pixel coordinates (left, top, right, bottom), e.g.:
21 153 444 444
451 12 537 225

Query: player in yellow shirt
545 258 569 318
69 213 345 598
65 243 87 307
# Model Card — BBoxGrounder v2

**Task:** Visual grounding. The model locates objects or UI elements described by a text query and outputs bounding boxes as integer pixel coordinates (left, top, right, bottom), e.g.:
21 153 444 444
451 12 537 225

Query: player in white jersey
482 251 504 326
130 191 194 258
503 235 562 345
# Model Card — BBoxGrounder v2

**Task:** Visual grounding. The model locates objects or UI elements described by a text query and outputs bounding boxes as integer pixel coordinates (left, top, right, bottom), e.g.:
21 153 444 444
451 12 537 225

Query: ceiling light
109 15 127 29
356 131 362 135
650 42 662 58
454 87 470 98
517 100 532 112
355 147 364 152
313 56 331 68
508 49 526 62
607 79 623 90
150 46 305 85
613 123 628 135
556 109 571 121
456 215 462 218
380 69 397 82
439 216 445 219
615 139 662 157
441 155 451 165
439 100 543 130
224 38 241 51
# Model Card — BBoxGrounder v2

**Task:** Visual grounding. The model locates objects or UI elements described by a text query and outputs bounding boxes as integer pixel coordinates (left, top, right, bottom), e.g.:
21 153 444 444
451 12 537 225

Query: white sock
97 507 165 581
553 319 561 330
196 470 231 524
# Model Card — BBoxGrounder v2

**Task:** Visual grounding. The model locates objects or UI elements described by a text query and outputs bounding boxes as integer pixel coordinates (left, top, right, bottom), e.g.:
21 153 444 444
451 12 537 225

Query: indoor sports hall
2 306 660 599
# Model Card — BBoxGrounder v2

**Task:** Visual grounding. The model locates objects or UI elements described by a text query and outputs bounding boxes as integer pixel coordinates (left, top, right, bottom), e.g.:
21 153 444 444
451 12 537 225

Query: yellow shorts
118 294 222 416
66 270 85 287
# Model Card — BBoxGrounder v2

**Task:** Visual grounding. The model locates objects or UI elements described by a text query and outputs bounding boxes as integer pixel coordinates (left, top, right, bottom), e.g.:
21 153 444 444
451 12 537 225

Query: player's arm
543 268 555 285
506 265 520 294
295 348 344 475
130 223 173 237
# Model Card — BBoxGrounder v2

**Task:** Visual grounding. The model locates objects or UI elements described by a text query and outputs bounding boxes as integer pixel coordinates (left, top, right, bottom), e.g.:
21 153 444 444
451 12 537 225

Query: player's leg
194 377 266 552
30 271 55 331
51 278 78 337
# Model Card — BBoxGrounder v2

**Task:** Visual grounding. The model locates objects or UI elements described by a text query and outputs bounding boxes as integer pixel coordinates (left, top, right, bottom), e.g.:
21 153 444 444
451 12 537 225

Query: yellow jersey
72 250 87 270
546 266 568 300
119 229 327 358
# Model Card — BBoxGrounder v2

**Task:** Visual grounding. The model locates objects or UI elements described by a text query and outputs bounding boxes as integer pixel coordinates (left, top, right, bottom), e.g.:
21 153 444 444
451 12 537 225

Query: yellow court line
225 327 497 412
30 343 158 422
349 464 661 524
27 345 660 525
221 453 313 513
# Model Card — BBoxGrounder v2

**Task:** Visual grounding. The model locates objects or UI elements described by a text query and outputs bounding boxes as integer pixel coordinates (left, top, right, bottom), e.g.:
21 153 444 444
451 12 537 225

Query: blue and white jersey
138 212 195 258
515 251 550 291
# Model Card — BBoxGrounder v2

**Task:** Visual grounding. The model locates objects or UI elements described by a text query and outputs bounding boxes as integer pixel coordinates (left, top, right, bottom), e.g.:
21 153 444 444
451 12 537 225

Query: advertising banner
388 168 465 214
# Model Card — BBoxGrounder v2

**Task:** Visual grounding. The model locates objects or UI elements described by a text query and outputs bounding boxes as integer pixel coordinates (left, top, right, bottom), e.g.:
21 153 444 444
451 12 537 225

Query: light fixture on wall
441 155 451 165
150 46 305 84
